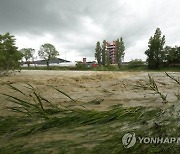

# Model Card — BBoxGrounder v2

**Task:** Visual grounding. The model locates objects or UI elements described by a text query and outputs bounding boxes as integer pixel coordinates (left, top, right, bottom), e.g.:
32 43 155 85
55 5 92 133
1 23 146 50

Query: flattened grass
0 72 180 153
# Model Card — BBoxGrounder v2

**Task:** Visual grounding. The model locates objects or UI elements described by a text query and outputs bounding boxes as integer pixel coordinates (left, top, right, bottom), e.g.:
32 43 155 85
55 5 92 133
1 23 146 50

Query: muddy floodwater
0 70 179 116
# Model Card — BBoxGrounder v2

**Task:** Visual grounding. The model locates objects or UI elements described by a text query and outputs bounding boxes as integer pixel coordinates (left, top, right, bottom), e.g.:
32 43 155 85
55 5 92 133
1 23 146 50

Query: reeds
165 72 180 101
165 72 180 85
1 83 147 137
1 83 65 119
147 74 168 104
0 73 180 153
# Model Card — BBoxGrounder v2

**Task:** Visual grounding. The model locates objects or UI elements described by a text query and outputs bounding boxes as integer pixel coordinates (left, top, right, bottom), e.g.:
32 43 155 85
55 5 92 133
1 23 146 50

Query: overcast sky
0 0 180 62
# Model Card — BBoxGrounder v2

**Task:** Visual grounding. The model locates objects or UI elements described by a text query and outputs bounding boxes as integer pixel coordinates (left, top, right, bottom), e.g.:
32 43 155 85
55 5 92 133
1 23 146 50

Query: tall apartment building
105 41 117 64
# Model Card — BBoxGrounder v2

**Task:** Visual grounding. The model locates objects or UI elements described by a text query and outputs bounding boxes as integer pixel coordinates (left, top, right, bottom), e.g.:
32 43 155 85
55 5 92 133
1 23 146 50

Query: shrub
128 59 144 68
75 62 86 69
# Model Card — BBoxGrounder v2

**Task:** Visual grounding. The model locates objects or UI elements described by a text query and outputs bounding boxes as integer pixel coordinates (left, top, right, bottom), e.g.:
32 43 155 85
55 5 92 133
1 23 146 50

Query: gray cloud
0 0 180 61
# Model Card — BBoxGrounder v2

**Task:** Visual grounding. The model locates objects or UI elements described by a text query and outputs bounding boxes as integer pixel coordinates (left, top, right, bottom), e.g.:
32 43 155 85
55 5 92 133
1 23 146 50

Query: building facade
105 41 117 64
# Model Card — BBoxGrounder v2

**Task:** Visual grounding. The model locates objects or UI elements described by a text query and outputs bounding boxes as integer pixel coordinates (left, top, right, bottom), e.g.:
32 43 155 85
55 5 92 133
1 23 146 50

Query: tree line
20 43 59 68
0 28 179 74
95 38 125 68
95 28 180 69
145 28 180 69
0 32 59 74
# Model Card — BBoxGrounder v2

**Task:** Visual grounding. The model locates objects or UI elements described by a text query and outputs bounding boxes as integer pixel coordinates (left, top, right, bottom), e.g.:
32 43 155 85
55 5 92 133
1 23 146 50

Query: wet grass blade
38 94 60 110
24 82 34 89
0 93 37 108
33 92 45 112
8 84 27 96
1 93 49 119
165 72 180 85
6 107 30 115
147 74 168 104
53 87 76 103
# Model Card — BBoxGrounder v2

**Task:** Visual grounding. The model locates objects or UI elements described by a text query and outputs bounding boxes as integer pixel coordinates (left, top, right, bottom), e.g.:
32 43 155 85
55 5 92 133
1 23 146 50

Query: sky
0 0 180 62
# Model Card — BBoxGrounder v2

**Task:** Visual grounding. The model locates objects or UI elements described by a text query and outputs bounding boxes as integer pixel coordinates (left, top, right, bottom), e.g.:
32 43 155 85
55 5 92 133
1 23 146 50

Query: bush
128 59 144 68
75 62 86 70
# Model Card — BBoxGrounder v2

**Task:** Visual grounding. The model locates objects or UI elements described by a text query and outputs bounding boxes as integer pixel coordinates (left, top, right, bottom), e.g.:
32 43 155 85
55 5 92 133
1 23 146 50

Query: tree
106 51 111 67
174 46 180 64
95 41 102 66
116 37 125 68
0 32 22 74
20 48 35 68
145 28 165 69
101 40 107 66
164 45 180 66
38 43 59 68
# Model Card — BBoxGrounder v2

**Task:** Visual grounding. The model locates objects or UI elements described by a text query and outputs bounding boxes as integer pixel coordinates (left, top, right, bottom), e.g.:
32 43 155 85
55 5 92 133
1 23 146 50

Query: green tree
0 32 22 74
106 51 111 67
174 46 180 64
95 41 102 66
20 48 35 68
116 37 125 68
145 28 165 69
101 40 106 66
164 46 180 66
38 43 59 68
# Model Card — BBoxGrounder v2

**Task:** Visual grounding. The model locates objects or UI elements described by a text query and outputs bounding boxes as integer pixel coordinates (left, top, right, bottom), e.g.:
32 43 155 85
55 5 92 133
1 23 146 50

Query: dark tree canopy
0 32 22 73
116 37 125 68
145 28 165 69
164 45 180 66
101 40 106 66
95 41 102 66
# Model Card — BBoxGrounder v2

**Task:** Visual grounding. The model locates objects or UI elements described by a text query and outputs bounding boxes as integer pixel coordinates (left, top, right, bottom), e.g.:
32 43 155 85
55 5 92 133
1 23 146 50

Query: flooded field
0 70 179 115
0 70 180 153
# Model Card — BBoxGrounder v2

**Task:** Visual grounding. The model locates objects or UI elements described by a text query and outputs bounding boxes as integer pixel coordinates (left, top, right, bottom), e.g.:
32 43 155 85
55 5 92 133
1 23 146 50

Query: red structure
92 63 98 68
81 58 98 68
106 41 117 64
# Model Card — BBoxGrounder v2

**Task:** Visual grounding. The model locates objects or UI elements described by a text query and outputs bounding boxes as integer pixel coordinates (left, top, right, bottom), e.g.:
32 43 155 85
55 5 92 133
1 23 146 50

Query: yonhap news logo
122 133 136 148
122 132 180 148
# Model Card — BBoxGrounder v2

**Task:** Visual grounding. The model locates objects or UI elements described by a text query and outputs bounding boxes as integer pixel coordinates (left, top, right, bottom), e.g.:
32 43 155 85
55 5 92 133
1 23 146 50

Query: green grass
0 105 161 153
0 102 179 153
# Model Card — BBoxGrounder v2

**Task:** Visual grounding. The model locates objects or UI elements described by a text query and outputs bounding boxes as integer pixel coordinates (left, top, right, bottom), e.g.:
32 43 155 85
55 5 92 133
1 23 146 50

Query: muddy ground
0 70 179 116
